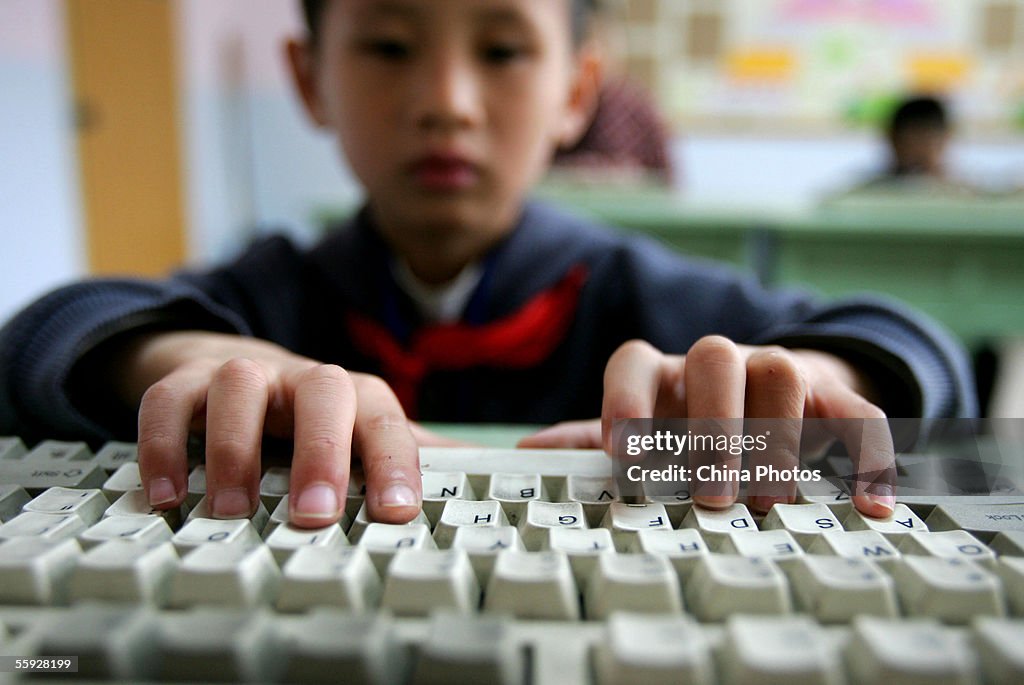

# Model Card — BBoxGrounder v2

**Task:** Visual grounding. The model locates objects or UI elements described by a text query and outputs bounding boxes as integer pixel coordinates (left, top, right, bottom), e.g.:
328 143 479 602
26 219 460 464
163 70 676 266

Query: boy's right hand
116 331 423 528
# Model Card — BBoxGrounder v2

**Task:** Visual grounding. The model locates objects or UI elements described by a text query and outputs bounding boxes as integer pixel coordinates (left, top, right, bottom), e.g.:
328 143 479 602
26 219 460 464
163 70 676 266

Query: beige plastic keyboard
0 437 1023 684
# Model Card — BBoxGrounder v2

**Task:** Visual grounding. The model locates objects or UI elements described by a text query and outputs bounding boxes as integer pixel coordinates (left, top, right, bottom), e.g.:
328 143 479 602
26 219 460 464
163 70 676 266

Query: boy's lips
408 153 480 192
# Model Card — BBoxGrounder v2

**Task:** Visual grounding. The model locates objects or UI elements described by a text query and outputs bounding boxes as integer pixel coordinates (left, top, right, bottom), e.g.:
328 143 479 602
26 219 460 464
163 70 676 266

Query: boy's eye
482 44 526 64
363 39 411 60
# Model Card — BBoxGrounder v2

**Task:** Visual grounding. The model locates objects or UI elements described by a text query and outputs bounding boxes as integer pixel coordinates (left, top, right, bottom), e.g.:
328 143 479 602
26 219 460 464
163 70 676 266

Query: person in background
550 0 676 185
847 94 975 195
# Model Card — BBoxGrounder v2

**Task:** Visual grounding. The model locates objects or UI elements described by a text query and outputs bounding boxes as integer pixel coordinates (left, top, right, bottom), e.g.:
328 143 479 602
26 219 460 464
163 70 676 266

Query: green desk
539 186 1024 351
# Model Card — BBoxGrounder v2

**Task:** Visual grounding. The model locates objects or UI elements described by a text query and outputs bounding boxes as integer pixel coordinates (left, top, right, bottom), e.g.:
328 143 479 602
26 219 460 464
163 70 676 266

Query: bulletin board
616 0 1024 133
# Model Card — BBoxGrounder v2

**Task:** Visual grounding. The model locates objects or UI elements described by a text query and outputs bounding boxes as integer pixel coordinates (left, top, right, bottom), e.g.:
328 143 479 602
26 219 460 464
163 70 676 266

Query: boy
0 0 974 530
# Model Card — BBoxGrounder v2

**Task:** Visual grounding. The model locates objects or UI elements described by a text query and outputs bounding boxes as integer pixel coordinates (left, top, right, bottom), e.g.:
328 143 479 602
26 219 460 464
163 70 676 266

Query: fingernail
212 487 252 519
293 483 340 519
379 483 417 508
148 477 177 507
867 483 895 515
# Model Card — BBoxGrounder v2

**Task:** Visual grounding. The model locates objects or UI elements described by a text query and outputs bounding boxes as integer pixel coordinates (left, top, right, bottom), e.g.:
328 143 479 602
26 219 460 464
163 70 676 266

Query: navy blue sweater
0 201 976 442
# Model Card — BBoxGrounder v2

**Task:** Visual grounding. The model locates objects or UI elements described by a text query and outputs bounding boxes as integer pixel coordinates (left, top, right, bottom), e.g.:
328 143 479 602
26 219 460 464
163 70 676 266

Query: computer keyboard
0 437 1023 684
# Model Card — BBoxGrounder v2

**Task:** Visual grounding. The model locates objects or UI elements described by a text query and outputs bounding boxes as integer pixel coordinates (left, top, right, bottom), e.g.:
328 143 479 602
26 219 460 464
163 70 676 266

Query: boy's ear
557 46 603 149
285 39 328 127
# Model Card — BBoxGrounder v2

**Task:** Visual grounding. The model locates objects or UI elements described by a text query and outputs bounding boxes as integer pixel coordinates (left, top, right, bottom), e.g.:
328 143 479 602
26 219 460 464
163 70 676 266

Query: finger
204 358 269 519
684 336 745 509
286 364 355 528
517 419 603 449
602 340 664 453
810 383 895 518
137 364 212 509
351 375 422 524
743 348 806 513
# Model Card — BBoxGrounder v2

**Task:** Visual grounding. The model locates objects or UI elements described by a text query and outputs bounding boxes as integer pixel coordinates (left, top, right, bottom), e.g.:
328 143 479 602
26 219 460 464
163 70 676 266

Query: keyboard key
807 530 902 567
450 525 525 586
0 536 80 604
92 441 138 472
847 616 977 685
381 549 480 616
186 494 269 531
37 604 158 680
720 615 844 685
414 611 523 685
680 503 757 550
0 511 87 542
563 475 619 527
926 503 1024 543
844 503 928 542
101 462 143 501
0 483 30 522
631 528 709 579
172 517 262 555
761 502 843 548
518 500 587 551
544 527 615 588
347 502 429 543
421 471 475 525
0 436 28 461
598 502 671 551
79 514 173 550
685 555 790 621
282 610 408 684
277 546 381 613
990 530 1024 557
169 542 281 608
68 539 179 604
486 473 545 526
585 553 682 619
898 530 997 567
484 550 580 620
23 486 108 525
433 499 509 548
994 557 1024 616
645 494 693 528
719 529 804 563
359 522 436 574
186 464 207 508
104 489 183 527
596 613 712 685
891 556 1005 624
0 439 105 493
785 556 898 623
796 478 854 518
264 520 347 566
258 466 291 511
154 608 284 683
972 617 1024 685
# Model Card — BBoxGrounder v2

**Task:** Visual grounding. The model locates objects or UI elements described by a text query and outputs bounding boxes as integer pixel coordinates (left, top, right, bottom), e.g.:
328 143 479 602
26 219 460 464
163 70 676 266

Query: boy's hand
117 331 424 528
520 336 896 518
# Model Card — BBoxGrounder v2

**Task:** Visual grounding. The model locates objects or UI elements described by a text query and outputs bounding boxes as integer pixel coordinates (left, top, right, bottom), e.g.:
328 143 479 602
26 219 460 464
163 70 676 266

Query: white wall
176 0 359 264
0 0 84 324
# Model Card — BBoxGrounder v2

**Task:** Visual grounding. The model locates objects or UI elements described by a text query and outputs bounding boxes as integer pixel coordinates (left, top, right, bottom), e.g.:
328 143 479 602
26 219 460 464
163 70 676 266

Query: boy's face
289 0 596 252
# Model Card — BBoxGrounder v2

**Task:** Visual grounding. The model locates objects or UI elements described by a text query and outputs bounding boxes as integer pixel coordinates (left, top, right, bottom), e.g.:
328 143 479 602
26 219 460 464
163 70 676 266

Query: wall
0 0 84 324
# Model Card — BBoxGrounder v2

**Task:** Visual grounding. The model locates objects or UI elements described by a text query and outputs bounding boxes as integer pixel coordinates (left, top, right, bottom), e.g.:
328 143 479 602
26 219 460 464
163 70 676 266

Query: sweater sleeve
606 235 976 421
0 236 308 442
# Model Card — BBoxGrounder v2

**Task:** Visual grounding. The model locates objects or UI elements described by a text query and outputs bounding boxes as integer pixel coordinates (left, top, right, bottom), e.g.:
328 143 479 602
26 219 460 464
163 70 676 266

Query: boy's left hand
519 336 896 518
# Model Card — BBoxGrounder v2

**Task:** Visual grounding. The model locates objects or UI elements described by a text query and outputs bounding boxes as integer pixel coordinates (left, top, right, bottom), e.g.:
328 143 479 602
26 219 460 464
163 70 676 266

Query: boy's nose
412 52 484 133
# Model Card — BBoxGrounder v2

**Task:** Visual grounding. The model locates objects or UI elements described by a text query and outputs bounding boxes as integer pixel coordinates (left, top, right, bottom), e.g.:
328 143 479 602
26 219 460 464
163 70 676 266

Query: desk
539 186 1024 351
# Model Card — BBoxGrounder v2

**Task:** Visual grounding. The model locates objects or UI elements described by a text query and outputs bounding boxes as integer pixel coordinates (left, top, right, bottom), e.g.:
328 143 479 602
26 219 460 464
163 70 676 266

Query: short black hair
300 0 597 47
888 96 950 135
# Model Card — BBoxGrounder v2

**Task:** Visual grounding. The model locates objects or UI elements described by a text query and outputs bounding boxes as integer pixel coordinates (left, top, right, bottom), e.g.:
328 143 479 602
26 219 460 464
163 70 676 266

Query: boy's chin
377 193 519 241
